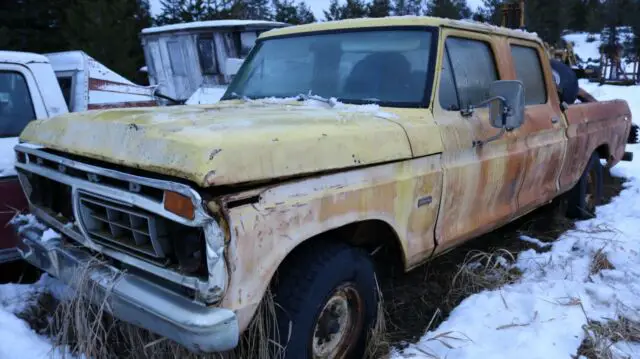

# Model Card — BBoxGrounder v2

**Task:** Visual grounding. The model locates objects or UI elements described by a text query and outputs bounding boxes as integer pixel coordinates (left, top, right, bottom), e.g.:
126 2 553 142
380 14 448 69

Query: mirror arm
461 95 508 118
473 127 506 148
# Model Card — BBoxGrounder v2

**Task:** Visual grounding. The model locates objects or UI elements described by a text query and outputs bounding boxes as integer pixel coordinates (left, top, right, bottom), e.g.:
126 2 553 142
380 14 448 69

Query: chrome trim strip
14 144 227 303
15 227 238 352
14 143 210 226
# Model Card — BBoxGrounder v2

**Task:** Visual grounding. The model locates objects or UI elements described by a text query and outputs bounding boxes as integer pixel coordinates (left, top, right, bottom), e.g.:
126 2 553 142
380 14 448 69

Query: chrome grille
78 193 170 259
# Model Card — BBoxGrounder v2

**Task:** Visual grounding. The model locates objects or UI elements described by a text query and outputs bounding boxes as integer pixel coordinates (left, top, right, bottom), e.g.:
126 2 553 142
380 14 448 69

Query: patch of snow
392 84 640 359
141 20 287 34
186 86 228 105
565 32 601 62
41 229 60 243
0 275 76 358
519 234 552 249
0 137 18 178
0 50 49 65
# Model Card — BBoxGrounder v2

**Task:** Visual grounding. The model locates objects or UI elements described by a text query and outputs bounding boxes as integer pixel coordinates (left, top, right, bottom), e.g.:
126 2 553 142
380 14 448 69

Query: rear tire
567 152 603 219
273 241 378 359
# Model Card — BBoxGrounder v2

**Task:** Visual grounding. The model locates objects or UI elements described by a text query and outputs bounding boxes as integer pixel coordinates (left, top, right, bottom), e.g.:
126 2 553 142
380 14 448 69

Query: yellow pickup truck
10 17 635 358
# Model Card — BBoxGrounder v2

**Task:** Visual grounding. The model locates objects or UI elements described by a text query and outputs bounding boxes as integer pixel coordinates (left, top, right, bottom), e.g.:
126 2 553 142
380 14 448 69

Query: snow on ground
0 137 18 178
565 32 601 62
392 85 640 359
0 275 75 359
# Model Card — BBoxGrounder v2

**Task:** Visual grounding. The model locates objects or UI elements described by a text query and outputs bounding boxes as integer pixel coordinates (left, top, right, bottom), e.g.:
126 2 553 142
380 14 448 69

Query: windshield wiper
296 92 337 107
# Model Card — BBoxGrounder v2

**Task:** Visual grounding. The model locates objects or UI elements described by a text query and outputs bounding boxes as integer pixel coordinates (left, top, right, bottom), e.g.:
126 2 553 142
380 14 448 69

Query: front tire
273 241 378 359
567 152 603 219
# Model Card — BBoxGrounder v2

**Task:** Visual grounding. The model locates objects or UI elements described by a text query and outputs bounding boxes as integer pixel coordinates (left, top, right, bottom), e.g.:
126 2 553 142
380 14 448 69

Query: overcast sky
149 0 485 22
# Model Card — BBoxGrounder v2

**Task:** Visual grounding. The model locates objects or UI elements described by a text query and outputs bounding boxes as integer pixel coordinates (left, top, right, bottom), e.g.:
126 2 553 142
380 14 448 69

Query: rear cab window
510 44 547 105
438 36 499 111
0 71 36 137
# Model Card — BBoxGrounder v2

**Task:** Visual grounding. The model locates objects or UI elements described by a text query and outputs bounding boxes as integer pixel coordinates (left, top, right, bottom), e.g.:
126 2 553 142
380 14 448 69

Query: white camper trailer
140 20 289 103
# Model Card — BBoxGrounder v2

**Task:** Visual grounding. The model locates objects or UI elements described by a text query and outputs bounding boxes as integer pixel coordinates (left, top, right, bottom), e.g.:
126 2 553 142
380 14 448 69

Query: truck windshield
223 28 436 107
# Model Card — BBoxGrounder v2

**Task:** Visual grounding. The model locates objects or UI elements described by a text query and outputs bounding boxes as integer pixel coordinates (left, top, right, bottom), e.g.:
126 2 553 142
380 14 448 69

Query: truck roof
141 20 288 35
0 50 49 65
261 16 542 43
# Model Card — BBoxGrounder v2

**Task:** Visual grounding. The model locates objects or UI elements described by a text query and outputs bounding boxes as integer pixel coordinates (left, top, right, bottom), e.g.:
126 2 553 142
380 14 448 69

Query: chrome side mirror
488 80 525 130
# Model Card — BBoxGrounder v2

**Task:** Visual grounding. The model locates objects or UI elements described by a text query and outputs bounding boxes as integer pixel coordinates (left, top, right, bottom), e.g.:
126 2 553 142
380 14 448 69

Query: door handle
551 117 559 124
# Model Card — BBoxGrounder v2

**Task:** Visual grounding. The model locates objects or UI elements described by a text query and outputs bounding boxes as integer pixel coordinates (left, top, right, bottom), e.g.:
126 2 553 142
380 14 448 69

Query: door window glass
0 71 36 137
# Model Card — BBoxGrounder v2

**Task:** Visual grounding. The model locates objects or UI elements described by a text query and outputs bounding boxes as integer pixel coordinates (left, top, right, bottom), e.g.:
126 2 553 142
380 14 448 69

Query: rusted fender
217 154 443 331
559 99 632 192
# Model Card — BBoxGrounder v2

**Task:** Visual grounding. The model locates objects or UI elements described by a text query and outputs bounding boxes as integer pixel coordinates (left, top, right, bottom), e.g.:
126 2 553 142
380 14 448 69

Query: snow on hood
19 99 409 187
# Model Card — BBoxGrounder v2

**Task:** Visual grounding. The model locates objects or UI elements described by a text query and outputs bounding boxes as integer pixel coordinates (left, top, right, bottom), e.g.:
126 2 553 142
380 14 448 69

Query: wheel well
273 220 406 285
595 144 612 163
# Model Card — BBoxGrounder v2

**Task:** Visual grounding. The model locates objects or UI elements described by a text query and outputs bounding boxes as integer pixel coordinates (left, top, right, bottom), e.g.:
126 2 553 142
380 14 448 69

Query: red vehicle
1 50 159 265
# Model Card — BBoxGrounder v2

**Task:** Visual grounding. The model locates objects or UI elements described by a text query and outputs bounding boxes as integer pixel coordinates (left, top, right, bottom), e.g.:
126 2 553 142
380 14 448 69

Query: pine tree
425 0 471 20
296 1 316 23
368 0 392 17
392 0 422 15
524 0 568 46
324 0 343 20
274 0 316 23
63 0 151 80
473 0 503 25
342 0 368 19
156 0 217 24
0 0 72 52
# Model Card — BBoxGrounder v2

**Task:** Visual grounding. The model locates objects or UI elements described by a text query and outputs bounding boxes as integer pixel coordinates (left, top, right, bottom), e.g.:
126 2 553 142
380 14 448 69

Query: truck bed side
559 100 632 192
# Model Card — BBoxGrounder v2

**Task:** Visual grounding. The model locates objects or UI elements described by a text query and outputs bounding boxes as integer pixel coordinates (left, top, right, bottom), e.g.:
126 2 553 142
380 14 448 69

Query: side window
439 37 498 110
198 37 219 75
0 71 36 137
167 41 186 76
511 45 547 105
439 48 459 110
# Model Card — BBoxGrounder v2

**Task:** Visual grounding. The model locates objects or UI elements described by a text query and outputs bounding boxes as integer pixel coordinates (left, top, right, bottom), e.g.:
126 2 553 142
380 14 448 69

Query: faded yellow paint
260 16 542 44
19 101 435 187
220 154 443 331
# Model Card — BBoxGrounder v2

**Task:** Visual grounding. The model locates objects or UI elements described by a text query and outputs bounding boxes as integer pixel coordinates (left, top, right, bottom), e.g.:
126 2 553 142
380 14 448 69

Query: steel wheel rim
311 283 364 359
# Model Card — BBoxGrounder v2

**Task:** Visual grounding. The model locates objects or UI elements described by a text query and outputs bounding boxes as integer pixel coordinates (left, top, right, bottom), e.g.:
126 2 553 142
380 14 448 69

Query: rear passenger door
508 40 568 213
432 29 529 253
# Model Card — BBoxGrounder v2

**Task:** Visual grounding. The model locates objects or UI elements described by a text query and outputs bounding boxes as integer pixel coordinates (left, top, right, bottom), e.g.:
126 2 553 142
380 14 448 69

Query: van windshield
223 28 436 107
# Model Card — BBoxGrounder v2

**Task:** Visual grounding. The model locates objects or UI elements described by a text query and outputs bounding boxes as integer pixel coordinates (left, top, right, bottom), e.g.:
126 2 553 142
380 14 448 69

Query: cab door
432 29 529 253
507 39 568 213
0 64 46 261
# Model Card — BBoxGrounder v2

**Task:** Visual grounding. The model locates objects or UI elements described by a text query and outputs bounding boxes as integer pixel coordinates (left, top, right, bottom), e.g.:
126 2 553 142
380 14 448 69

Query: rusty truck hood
19 100 414 187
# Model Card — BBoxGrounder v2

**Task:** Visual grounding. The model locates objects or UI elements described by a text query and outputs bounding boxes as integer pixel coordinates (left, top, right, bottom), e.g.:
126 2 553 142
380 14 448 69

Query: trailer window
167 41 187 76
240 32 258 57
57 76 73 108
510 45 547 105
0 71 36 137
198 37 219 75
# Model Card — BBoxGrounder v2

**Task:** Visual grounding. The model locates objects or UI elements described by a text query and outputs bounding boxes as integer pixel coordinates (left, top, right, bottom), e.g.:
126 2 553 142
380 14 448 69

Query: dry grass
447 249 522 309
17 256 284 359
590 247 615 276
578 316 640 359
365 274 390 359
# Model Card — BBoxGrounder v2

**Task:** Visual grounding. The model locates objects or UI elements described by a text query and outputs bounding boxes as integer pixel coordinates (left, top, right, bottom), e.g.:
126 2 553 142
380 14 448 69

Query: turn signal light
164 191 195 220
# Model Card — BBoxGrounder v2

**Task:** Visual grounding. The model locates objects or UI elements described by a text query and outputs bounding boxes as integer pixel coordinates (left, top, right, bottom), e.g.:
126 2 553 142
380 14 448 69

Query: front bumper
13 216 239 353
